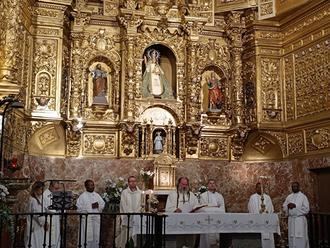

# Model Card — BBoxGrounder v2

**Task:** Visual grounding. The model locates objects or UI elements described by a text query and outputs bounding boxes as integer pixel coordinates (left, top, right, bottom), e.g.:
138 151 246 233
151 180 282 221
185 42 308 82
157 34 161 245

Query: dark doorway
311 167 330 212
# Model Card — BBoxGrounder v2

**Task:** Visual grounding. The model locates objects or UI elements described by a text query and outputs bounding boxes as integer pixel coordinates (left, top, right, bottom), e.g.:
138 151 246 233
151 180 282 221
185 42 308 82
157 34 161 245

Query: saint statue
154 132 163 154
91 64 108 105
208 72 224 112
141 49 173 99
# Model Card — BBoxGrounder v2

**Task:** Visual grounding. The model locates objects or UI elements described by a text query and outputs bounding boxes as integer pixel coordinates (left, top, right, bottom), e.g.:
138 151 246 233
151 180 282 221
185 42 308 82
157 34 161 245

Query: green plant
0 182 14 239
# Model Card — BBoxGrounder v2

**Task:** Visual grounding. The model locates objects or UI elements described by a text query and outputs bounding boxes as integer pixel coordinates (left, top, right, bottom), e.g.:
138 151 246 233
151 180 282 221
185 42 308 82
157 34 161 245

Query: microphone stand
46 179 76 248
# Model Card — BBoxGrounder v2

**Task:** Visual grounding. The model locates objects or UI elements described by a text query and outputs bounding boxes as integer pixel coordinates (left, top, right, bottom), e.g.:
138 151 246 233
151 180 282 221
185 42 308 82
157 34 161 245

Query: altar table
132 213 280 248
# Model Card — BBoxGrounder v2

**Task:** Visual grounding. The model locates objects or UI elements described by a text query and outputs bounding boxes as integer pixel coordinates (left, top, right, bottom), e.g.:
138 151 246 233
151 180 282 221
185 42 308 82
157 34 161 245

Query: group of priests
119 176 310 248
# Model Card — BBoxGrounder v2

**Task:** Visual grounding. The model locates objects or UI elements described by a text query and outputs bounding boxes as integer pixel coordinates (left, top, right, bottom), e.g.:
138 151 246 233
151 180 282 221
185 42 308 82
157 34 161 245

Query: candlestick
141 191 145 212
148 191 152 212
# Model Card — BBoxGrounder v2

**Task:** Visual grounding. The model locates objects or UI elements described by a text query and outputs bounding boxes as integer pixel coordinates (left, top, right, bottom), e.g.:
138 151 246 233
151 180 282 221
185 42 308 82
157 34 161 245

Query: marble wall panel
15 155 330 214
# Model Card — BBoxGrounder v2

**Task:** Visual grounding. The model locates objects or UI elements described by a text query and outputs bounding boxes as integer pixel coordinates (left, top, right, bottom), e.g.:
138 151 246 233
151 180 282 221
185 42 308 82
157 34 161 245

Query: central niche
141 44 177 99
137 107 179 158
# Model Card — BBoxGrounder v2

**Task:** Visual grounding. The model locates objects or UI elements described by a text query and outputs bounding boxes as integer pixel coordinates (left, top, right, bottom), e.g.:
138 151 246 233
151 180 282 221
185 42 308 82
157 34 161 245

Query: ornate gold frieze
294 40 330 118
284 55 295 121
66 127 82 157
120 121 138 157
34 8 59 18
83 133 117 156
0 0 25 96
34 28 61 36
251 134 275 154
103 0 119 16
200 136 228 159
31 39 57 112
283 6 329 40
184 123 203 157
260 57 281 122
29 121 52 139
257 0 275 20
306 127 330 152
38 127 59 146
5 111 27 152
287 131 304 156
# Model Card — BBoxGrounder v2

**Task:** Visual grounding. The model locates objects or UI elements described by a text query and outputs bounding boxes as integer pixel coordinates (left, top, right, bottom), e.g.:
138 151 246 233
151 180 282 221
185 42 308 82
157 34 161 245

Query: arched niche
241 132 283 161
138 107 177 126
201 66 228 114
138 107 178 157
141 44 177 99
87 56 115 108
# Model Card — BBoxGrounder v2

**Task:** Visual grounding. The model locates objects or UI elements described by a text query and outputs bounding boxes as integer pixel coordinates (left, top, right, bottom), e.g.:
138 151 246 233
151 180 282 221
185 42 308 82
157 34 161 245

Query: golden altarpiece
0 0 329 189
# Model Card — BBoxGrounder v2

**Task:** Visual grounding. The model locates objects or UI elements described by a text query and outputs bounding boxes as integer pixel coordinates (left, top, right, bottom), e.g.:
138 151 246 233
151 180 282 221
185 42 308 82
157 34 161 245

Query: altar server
116 176 142 248
43 181 61 248
248 182 275 248
76 179 105 248
283 182 310 248
199 179 226 248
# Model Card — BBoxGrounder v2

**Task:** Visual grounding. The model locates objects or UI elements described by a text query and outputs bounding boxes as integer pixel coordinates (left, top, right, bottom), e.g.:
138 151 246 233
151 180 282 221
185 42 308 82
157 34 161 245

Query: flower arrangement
139 169 155 182
195 185 207 199
102 177 126 204
139 168 155 189
0 180 14 238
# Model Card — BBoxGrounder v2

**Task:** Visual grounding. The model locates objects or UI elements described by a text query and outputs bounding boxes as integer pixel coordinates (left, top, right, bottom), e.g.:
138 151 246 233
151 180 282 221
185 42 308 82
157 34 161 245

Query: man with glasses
116 176 142 248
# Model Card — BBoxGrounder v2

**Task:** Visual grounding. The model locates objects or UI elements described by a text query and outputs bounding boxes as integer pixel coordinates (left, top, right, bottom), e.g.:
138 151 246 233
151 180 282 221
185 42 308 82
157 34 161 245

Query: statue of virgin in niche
141 49 173 99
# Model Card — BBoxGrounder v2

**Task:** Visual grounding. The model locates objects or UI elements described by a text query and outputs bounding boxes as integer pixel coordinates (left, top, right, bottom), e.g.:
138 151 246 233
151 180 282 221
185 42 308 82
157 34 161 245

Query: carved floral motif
83 134 116 156
200 137 228 159
288 132 304 156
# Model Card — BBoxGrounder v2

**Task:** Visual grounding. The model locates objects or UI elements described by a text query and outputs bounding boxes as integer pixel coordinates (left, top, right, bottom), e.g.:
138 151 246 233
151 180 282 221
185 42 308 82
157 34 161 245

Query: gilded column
226 11 245 125
30 1 73 119
69 35 84 118
186 42 200 122
0 0 25 97
118 11 143 119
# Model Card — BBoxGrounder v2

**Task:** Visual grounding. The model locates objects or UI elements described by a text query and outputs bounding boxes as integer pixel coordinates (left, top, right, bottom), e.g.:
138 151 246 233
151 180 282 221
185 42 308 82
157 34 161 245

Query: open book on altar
193 205 226 213
190 204 208 213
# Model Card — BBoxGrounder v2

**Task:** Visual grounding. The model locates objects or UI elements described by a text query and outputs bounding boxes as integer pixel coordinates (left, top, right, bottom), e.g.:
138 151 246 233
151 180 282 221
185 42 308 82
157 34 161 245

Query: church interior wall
0 0 329 222
13 155 329 214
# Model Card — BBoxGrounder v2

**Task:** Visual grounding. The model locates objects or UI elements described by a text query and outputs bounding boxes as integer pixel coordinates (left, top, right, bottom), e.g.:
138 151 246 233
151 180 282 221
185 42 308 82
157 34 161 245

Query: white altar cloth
132 212 280 236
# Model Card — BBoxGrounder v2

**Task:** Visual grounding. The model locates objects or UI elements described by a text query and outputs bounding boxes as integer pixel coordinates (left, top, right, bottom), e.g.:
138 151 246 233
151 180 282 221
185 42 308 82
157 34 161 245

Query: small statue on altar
141 49 173 99
153 131 163 154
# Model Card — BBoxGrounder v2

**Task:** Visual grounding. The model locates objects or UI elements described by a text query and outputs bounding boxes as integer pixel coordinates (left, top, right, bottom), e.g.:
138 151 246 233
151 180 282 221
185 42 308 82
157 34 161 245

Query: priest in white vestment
76 180 105 248
42 181 61 248
248 182 275 248
283 182 310 248
199 179 226 248
165 177 199 248
25 181 47 248
116 176 142 248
